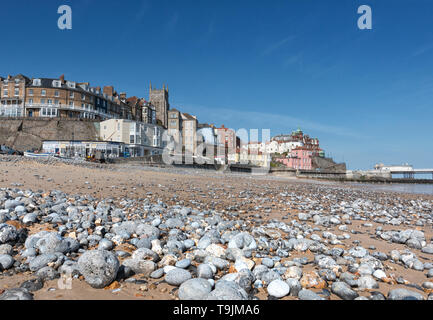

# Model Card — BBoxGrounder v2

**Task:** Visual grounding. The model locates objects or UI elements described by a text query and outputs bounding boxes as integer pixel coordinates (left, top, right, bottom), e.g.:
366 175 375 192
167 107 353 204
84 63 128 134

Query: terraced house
0 74 144 121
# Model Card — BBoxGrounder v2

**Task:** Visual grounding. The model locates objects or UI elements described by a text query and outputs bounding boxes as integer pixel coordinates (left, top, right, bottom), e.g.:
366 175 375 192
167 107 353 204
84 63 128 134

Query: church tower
149 82 170 128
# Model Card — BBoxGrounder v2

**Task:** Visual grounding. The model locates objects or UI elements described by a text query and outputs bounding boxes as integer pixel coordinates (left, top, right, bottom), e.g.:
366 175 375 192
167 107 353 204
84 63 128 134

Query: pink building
277 147 314 170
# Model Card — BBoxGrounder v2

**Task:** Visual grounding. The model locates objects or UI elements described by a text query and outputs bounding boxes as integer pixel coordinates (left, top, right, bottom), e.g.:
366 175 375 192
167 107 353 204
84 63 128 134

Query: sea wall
0 118 100 152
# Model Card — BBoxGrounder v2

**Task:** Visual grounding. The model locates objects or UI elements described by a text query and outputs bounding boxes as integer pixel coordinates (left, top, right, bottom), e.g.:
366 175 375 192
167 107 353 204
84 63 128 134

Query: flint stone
286 278 301 296
135 224 160 240
197 263 214 279
0 224 17 244
36 266 60 281
178 278 213 300
205 280 248 300
267 279 290 298
298 289 325 300
78 250 119 289
20 278 44 292
331 281 359 300
0 254 14 270
388 288 424 300
358 275 379 290
0 288 33 300
150 268 164 279
228 232 257 252
165 268 192 286
122 259 156 276
29 253 62 272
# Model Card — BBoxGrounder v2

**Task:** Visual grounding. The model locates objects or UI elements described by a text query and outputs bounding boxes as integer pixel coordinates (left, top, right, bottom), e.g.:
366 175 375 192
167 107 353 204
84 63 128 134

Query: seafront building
99 119 164 156
0 74 165 127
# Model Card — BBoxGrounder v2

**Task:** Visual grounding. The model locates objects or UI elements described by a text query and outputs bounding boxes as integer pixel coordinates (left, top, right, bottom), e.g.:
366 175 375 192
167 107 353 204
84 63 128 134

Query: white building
100 119 165 156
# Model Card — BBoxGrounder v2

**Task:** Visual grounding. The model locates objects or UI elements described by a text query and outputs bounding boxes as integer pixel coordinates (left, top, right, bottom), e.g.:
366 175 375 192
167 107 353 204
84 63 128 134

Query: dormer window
67 81 76 89
33 79 41 86
52 80 61 88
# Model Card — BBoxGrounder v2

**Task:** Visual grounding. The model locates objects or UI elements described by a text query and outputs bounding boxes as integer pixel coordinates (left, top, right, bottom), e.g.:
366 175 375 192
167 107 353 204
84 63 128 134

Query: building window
55 91 60 97
41 99 46 104
28 99 33 105
55 100 59 105
69 92 74 98
33 79 41 86
29 89 34 96
130 135 135 144
41 90 46 96
14 88 19 96
3 89 8 97
48 99 53 105
81 94 85 101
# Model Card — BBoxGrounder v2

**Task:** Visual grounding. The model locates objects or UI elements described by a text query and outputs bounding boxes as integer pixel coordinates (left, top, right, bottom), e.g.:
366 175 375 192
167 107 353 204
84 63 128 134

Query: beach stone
331 281 359 300
131 248 159 262
298 289 325 300
178 278 213 300
20 278 44 292
29 253 59 272
261 258 274 268
283 266 303 280
165 268 192 286
300 271 327 289
23 212 38 224
4 199 22 210
349 246 368 258
136 224 160 240
0 254 14 270
205 281 248 300
0 288 33 300
205 243 226 258
98 239 113 251
358 275 379 290
228 232 257 252
220 269 255 293
197 263 214 279
0 224 17 244
135 238 152 249
59 260 81 277
286 278 301 296
122 259 156 276
427 269 433 278
421 244 433 255
267 279 290 298
204 256 229 270
150 268 164 279
78 250 119 289
36 266 60 281
166 218 184 229
387 288 424 300
372 269 387 281
175 259 191 269
0 244 12 255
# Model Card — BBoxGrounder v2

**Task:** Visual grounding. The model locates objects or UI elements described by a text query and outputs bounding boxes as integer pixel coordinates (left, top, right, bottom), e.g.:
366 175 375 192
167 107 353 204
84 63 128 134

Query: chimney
103 86 114 97
59 74 65 83
119 92 127 100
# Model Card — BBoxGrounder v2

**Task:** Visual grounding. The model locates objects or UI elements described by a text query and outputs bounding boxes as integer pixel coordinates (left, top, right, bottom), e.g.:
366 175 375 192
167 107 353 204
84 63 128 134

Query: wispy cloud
412 43 433 57
262 35 297 56
178 103 367 139
283 52 303 68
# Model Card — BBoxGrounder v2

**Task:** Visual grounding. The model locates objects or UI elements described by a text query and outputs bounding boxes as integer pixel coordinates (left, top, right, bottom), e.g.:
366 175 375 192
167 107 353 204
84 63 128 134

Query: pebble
267 279 290 298
165 268 192 286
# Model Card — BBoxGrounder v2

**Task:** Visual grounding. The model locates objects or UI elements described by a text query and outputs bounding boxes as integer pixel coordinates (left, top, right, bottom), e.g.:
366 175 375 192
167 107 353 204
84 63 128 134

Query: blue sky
1 0 433 169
